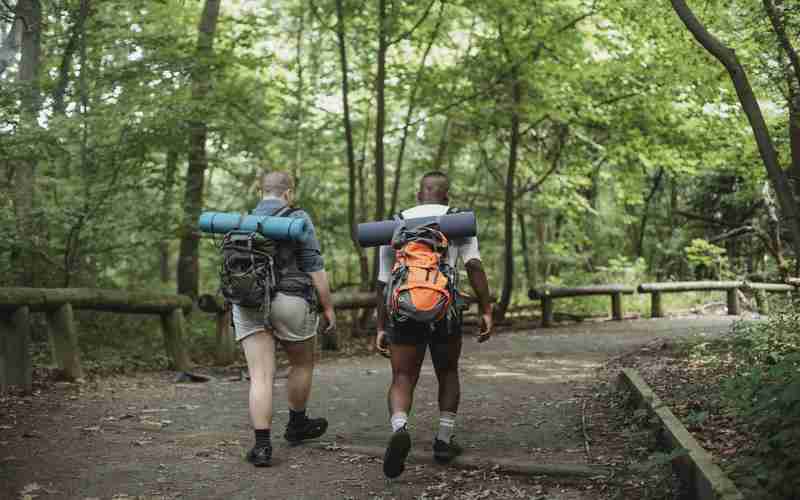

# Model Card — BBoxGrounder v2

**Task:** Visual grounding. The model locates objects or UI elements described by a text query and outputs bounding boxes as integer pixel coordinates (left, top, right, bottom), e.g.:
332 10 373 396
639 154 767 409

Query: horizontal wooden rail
0 287 193 313
528 284 635 327
1 287 192 392
637 281 796 318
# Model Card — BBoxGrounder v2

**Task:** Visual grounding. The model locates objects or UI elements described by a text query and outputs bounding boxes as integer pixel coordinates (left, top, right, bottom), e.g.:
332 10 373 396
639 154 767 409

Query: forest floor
0 313 742 500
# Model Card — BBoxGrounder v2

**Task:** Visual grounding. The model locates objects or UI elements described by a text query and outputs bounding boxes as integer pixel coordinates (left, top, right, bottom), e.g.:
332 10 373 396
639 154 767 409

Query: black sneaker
284 416 328 445
246 444 272 467
433 438 463 464
383 427 412 478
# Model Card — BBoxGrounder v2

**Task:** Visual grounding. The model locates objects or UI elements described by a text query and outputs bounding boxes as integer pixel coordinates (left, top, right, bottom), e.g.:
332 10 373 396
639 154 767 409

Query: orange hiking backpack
385 222 456 324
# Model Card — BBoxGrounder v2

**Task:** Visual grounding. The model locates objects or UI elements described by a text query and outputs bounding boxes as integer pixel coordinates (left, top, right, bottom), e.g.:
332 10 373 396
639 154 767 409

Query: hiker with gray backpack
375 171 494 478
221 171 335 467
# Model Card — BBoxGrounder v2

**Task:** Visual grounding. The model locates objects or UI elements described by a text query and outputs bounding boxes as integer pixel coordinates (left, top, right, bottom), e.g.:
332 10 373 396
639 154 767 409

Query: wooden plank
214 309 235 365
618 369 744 500
611 292 623 320
726 289 740 315
651 291 664 318
529 284 635 299
160 309 192 371
638 281 743 293
46 303 84 381
742 282 796 293
3 307 32 393
541 297 554 328
0 287 193 313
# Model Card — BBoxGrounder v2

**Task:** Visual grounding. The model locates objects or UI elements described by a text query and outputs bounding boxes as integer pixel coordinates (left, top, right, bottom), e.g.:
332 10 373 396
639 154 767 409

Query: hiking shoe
246 444 272 467
433 438 463 464
284 416 328 445
383 427 412 478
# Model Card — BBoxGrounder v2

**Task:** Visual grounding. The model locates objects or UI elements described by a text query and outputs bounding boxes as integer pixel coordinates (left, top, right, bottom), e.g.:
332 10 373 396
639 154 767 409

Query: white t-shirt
377 204 481 283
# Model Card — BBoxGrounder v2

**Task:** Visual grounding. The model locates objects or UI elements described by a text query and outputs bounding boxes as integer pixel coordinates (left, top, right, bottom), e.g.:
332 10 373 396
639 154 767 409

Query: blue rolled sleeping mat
198 212 311 242
357 211 477 248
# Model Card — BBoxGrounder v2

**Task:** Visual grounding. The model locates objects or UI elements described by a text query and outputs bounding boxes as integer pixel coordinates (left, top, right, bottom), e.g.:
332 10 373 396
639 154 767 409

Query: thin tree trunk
431 117 451 171
518 210 533 289
671 0 800 263
161 149 178 283
637 167 664 258
52 0 90 115
497 66 522 321
371 0 388 288
293 8 304 181
12 0 42 287
388 2 444 216
335 0 368 289
177 0 221 298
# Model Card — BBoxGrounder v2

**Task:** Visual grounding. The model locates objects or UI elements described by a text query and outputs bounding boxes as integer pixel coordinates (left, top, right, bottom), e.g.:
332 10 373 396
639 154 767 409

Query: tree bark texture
0 287 193 313
12 0 42 287
52 0 90 115
335 0 369 290
670 0 800 263
160 149 178 283
177 0 221 298
497 66 522 321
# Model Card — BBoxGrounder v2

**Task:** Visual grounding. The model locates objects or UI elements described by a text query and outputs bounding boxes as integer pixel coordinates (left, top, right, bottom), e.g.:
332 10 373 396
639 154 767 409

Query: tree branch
388 0 436 46
763 0 800 88
516 123 568 198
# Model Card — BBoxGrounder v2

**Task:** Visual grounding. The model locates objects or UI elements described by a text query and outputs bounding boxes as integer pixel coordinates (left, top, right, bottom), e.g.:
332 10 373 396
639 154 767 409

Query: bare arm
309 270 335 331
465 258 494 340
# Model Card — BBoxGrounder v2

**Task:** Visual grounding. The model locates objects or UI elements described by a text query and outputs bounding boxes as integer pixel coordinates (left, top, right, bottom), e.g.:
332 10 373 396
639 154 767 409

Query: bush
721 302 800 498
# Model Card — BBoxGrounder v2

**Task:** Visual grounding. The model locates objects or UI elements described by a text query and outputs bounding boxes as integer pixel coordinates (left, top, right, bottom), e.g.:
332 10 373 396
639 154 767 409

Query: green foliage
684 239 731 279
716 305 800 498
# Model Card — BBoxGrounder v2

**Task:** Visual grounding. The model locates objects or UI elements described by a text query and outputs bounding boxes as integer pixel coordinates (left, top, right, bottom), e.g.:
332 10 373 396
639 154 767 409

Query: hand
477 307 494 343
376 330 391 358
322 307 336 335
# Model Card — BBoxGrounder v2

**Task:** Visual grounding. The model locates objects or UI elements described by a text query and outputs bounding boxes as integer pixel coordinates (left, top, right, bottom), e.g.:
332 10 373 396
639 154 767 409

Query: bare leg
281 336 316 411
388 342 427 414
430 334 462 413
241 331 277 429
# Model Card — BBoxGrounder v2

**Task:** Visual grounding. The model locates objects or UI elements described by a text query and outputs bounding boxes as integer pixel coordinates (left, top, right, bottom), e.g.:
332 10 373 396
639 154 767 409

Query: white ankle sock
437 411 456 443
390 412 408 432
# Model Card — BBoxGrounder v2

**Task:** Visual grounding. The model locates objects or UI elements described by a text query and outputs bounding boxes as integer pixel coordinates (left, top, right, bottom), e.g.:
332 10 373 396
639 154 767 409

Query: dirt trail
0 316 736 499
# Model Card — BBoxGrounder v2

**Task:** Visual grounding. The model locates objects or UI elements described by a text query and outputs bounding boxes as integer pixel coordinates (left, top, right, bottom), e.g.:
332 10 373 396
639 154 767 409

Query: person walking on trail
375 171 495 478
232 171 336 467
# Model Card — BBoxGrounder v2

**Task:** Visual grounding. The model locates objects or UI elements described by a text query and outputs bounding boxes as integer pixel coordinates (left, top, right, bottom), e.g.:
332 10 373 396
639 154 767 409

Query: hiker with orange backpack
375 171 495 478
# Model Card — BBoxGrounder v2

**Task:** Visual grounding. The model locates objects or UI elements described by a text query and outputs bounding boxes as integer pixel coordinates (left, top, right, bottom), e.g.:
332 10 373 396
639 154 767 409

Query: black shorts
389 317 463 345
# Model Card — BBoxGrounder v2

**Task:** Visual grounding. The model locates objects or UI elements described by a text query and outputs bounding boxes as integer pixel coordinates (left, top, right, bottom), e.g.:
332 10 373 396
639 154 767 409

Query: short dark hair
419 171 450 203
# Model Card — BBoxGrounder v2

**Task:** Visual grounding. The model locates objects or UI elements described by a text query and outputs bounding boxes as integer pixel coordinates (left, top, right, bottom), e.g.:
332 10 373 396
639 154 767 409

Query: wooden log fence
0 288 194 392
528 285 636 327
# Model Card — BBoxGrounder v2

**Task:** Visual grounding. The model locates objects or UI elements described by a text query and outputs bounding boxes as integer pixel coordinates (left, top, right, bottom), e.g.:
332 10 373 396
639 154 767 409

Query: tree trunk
12 0 42 287
497 66 522 321
161 149 178 283
335 0 369 291
518 210 533 289
637 167 664 258
52 0 90 115
388 3 443 216
177 0 221 298
671 0 800 263
370 0 388 288
431 117 451 172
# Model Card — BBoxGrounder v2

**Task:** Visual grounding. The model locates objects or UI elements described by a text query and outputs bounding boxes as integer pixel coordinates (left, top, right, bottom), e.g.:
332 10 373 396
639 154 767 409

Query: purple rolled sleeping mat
357 211 477 248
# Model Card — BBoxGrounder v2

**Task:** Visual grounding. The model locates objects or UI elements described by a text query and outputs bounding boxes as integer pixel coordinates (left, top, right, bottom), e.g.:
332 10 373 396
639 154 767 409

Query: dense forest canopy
2 0 798 315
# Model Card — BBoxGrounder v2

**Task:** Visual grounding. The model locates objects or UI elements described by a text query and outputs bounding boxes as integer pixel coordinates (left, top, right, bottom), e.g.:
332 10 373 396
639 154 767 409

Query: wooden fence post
215 308 235 365
46 303 84 381
1 307 32 393
651 292 664 318
541 297 553 327
611 292 623 320
160 308 191 371
726 289 740 315
754 290 768 315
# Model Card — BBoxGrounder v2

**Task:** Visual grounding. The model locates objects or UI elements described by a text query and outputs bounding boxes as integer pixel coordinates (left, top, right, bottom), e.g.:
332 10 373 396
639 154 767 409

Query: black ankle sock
255 428 271 448
289 408 307 426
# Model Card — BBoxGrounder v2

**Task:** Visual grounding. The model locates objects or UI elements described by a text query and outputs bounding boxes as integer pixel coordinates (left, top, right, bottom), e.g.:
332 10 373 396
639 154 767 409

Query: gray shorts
232 292 319 343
